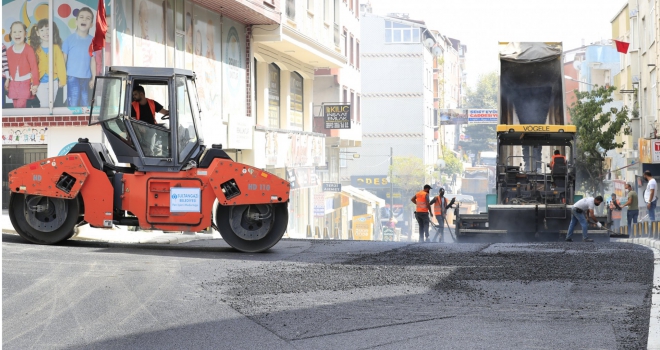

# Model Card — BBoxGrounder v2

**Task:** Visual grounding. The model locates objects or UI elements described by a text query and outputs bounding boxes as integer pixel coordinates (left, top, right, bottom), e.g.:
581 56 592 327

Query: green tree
389 156 428 198
459 72 499 156
569 85 631 194
440 145 463 176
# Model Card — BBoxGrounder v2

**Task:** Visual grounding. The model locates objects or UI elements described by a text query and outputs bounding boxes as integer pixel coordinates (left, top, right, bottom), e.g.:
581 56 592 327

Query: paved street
2 234 655 349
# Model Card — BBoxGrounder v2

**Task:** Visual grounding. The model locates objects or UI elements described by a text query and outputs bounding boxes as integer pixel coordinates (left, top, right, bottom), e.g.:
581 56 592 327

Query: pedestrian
609 193 622 233
411 184 433 242
643 170 657 221
566 195 603 242
451 173 457 186
622 183 638 234
429 187 453 242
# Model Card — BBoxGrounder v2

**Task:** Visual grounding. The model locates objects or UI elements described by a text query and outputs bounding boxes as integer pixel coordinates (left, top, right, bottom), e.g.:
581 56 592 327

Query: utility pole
390 147 394 221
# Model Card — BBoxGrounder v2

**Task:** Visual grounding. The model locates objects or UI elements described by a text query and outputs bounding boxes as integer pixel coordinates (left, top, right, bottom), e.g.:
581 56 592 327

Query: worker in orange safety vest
411 184 433 242
429 187 454 243
550 150 566 170
131 85 169 124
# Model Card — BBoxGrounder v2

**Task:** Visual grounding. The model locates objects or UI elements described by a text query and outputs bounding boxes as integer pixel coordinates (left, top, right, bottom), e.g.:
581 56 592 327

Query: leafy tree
459 72 498 156
569 85 630 194
389 156 428 198
440 145 463 176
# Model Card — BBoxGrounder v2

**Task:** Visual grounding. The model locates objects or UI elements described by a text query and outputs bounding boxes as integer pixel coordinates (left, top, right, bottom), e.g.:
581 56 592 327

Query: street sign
322 183 341 192
467 109 498 124
324 104 351 129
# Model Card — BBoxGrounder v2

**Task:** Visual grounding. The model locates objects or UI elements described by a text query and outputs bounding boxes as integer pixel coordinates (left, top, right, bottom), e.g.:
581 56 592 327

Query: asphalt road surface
2 234 654 350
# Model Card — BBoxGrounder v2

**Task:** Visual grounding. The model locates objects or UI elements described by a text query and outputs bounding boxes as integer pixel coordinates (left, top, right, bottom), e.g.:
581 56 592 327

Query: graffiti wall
2 127 48 144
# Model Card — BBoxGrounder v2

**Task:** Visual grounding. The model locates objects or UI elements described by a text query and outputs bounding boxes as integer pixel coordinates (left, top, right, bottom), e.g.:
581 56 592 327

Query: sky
369 0 627 88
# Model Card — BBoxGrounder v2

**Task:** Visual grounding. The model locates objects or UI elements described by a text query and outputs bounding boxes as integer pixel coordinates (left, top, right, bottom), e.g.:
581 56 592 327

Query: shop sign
227 114 252 150
652 140 660 163
314 193 325 217
351 175 389 187
439 109 468 125
324 104 351 129
2 127 48 144
170 188 201 212
352 214 374 240
467 109 498 124
322 183 341 192
639 138 652 163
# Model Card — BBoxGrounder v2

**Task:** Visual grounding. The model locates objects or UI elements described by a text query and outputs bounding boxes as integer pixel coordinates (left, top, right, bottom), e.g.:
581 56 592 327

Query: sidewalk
1 210 218 245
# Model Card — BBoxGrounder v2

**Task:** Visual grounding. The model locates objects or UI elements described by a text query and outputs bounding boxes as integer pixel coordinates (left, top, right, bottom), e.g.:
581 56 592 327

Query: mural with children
2 0 106 112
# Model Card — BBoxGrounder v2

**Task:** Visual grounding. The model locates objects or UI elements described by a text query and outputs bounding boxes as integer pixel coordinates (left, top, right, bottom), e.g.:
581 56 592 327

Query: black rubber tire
216 202 288 253
9 193 81 244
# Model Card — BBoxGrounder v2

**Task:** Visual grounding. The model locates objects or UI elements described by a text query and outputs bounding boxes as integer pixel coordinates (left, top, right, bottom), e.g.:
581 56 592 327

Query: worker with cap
429 187 454 242
411 184 433 242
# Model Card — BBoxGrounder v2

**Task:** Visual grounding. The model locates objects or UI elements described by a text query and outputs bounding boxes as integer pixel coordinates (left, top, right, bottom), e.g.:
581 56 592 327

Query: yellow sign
496 125 577 133
640 138 652 163
351 176 389 187
352 214 374 240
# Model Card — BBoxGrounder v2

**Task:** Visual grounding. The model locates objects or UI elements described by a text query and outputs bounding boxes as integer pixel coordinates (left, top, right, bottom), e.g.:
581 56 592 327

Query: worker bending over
566 196 603 242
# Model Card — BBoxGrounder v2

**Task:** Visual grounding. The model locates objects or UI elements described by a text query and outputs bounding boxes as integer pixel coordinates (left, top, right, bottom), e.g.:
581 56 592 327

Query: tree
459 72 499 156
569 85 631 195
389 156 428 198
440 145 463 176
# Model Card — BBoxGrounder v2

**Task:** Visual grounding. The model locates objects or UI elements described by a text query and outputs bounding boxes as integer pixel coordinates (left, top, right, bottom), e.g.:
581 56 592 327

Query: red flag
614 40 629 54
89 0 107 56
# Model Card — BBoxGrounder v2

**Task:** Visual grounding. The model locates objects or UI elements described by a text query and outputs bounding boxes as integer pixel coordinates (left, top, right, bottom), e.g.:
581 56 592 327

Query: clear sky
369 0 627 88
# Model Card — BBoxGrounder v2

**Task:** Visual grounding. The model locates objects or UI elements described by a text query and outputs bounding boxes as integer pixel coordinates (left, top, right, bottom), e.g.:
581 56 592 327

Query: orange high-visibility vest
415 191 429 212
550 154 566 168
132 99 156 122
433 196 448 216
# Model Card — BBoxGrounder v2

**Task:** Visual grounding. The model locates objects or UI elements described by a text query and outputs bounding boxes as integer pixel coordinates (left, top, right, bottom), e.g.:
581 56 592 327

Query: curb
617 238 660 350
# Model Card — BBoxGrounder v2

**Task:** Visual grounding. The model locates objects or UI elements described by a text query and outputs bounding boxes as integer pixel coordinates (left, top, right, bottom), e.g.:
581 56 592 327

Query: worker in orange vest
411 184 433 242
609 193 622 233
429 187 454 242
550 150 566 170
131 85 169 124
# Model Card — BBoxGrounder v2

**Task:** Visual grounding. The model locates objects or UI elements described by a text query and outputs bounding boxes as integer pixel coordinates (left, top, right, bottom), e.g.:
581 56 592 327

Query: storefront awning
341 186 385 207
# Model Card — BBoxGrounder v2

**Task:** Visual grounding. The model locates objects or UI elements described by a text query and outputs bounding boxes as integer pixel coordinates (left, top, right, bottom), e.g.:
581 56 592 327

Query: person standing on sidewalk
622 183 639 234
411 184 433 243
643 171 657 221
566 196 603 242
608 193 622 233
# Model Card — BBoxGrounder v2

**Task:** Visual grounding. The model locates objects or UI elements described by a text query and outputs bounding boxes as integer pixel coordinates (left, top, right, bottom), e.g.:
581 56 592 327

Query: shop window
268 63 280 128
290 72 304 129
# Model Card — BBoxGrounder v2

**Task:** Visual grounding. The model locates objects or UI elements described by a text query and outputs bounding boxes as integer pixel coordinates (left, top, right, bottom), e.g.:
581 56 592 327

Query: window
290 72 304 129
349 0 353 11
343 87 348 103
356 41 360 69
350 35 354 66
308 0 313 10
340 149 347 168
350 91 355 120
649 5 656 49
385 20 421 43
268 64 281 128
651 70 657 122
343 29 348 57
355 0 359 17
356 95 361 122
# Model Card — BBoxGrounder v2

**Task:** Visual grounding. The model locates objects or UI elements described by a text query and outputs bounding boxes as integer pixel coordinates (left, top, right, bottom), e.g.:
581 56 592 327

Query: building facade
2 0 278 207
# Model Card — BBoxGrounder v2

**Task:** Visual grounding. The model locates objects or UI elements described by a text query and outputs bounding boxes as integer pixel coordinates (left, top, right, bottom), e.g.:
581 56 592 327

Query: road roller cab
8 67 291 252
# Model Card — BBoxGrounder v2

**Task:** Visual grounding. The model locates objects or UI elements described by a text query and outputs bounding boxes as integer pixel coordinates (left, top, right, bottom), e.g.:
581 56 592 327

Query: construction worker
411 184 433 242
549 150 566 170
566 195 603 242
131 85 169 124
608 193 622 233
429 187 454 242
622 183 638 234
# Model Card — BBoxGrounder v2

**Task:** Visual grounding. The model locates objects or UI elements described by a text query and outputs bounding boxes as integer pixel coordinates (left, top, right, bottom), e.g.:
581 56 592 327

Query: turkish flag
89 0 107 56
614 40 629 54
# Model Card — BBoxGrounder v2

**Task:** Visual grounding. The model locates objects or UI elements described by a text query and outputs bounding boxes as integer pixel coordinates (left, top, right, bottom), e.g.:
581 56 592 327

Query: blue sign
170 188 201 213
58 142 78 156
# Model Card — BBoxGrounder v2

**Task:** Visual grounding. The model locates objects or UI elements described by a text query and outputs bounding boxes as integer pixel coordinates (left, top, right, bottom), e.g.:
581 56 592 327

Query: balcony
196 0 280 24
